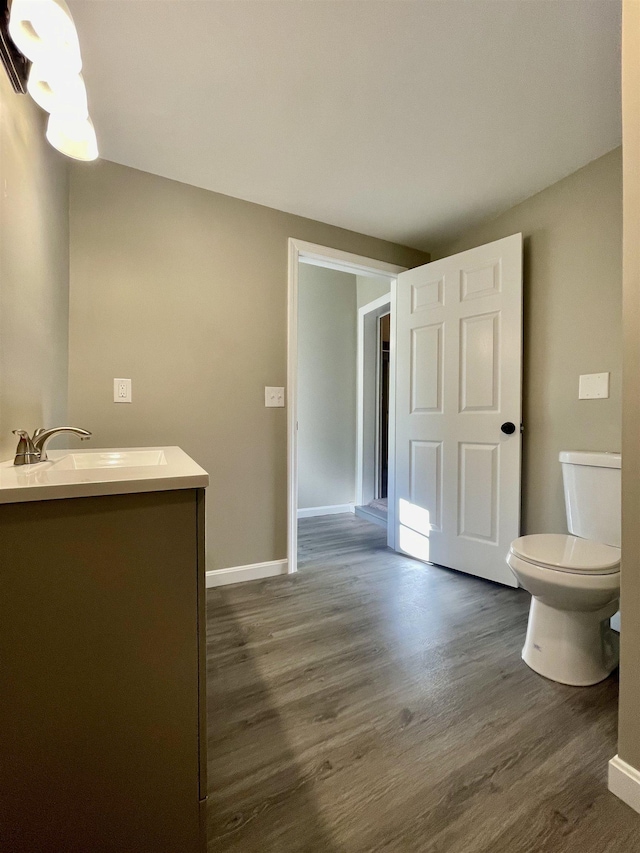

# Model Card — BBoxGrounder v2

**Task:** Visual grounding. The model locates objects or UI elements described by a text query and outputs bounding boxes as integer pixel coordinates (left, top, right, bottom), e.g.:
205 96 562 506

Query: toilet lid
510 534 621 574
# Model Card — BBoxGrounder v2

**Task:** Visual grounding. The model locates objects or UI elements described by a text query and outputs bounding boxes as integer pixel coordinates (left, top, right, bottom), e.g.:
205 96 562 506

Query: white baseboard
297 504 355 519
206 559 289 588
609 755 640 813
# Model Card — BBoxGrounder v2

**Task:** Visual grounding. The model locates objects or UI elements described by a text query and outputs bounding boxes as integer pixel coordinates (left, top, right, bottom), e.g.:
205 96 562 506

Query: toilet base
522 598 619 686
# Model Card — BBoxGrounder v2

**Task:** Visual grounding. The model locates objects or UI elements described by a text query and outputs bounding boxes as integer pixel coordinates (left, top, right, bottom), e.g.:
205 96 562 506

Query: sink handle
12 430 39 466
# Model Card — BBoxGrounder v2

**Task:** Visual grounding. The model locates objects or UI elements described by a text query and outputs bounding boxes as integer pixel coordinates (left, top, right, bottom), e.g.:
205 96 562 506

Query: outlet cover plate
114 378 132 403
579 372 610 400
265 386 285 407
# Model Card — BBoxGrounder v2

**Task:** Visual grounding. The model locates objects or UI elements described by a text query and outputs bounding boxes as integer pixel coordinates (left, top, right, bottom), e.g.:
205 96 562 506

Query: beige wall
433 148 622 537
68 160 427 570
356 274 391 309
0 73 69 461
618 1 640 774
298 265 357 510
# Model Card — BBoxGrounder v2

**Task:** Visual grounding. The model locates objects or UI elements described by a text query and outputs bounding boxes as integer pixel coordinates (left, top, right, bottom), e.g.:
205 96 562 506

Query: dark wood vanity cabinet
0 488 207 853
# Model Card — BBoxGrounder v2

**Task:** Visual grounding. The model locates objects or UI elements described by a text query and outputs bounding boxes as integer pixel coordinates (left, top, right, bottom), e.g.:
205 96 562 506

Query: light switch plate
578 372 609 400
265 386 285 407
114 378 132 403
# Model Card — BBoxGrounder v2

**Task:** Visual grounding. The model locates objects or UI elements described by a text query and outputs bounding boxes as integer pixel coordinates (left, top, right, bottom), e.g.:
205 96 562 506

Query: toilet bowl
507 534 620 686
507 451 621 687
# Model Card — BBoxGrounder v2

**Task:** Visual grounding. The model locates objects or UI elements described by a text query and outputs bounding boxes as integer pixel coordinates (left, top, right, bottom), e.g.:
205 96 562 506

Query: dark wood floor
206 514 640 852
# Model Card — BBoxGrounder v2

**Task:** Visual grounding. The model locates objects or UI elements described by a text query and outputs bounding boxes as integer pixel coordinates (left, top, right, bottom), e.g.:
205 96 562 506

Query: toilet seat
509 534 620 575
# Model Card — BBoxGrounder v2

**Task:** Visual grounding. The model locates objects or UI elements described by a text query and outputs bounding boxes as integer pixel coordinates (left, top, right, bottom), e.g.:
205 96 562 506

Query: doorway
287 239 407 575
288 234 523 586
355 294 392 531
378 313 391 500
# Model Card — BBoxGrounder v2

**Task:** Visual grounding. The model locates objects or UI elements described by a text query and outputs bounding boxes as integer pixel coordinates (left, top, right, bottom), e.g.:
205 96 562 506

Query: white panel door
394 234 522 587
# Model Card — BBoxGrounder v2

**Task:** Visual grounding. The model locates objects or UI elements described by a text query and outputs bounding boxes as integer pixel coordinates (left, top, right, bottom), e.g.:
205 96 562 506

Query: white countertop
0 446 209 504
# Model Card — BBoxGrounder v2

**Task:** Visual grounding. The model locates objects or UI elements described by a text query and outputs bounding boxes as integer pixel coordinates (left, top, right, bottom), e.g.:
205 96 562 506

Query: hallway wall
297 265 357 510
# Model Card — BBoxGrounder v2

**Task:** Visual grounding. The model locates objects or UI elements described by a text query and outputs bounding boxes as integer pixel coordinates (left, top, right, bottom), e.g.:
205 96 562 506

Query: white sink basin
0 446 207 504
52 449 168 470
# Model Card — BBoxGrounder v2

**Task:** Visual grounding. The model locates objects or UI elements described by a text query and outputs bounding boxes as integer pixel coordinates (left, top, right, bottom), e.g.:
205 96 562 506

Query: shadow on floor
206 587 341 853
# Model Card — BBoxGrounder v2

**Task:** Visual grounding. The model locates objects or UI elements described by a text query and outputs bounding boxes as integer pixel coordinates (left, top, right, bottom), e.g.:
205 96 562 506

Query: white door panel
411 323 443 412
394 234 522 587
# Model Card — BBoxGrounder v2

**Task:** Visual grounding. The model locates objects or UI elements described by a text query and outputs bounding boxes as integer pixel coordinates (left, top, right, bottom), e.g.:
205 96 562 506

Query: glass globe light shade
9 0 82 73
46 112 98 161
27 64 88 115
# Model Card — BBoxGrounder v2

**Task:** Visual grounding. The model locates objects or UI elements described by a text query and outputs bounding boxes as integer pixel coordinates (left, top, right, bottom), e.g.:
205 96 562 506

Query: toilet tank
560 451 621 547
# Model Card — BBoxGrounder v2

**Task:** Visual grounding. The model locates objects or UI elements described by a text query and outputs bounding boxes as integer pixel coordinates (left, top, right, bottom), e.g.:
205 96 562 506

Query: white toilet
507 451 621 686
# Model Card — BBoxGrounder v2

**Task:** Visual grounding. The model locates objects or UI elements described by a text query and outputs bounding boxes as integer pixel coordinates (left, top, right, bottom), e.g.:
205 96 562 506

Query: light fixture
27 62 87 115
3 0 99 161
46 111 97 161
8 0 81 73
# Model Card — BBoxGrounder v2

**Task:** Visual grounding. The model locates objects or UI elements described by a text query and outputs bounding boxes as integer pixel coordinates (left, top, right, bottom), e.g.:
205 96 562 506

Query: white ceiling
67 0 621 252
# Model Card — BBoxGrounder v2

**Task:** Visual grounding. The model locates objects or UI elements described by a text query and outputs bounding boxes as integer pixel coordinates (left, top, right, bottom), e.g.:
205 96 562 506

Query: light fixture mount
0 0 29 93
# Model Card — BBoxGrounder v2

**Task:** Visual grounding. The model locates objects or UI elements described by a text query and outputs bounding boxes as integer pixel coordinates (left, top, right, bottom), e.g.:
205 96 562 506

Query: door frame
356 293 391 509
287 238 406 574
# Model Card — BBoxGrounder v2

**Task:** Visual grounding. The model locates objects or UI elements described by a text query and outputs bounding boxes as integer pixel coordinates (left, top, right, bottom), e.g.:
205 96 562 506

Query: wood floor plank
206 514 640 851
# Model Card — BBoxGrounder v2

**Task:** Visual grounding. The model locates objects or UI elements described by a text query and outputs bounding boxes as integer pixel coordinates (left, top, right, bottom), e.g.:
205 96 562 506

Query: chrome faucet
12 427 92 465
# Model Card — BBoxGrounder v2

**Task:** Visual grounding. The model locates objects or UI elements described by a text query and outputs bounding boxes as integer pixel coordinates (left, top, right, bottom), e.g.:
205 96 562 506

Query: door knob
501 422 516 435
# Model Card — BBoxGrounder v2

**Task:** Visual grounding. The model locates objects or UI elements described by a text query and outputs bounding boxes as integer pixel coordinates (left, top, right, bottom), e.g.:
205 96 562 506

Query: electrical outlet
114 378 132 403
265 386 285 407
